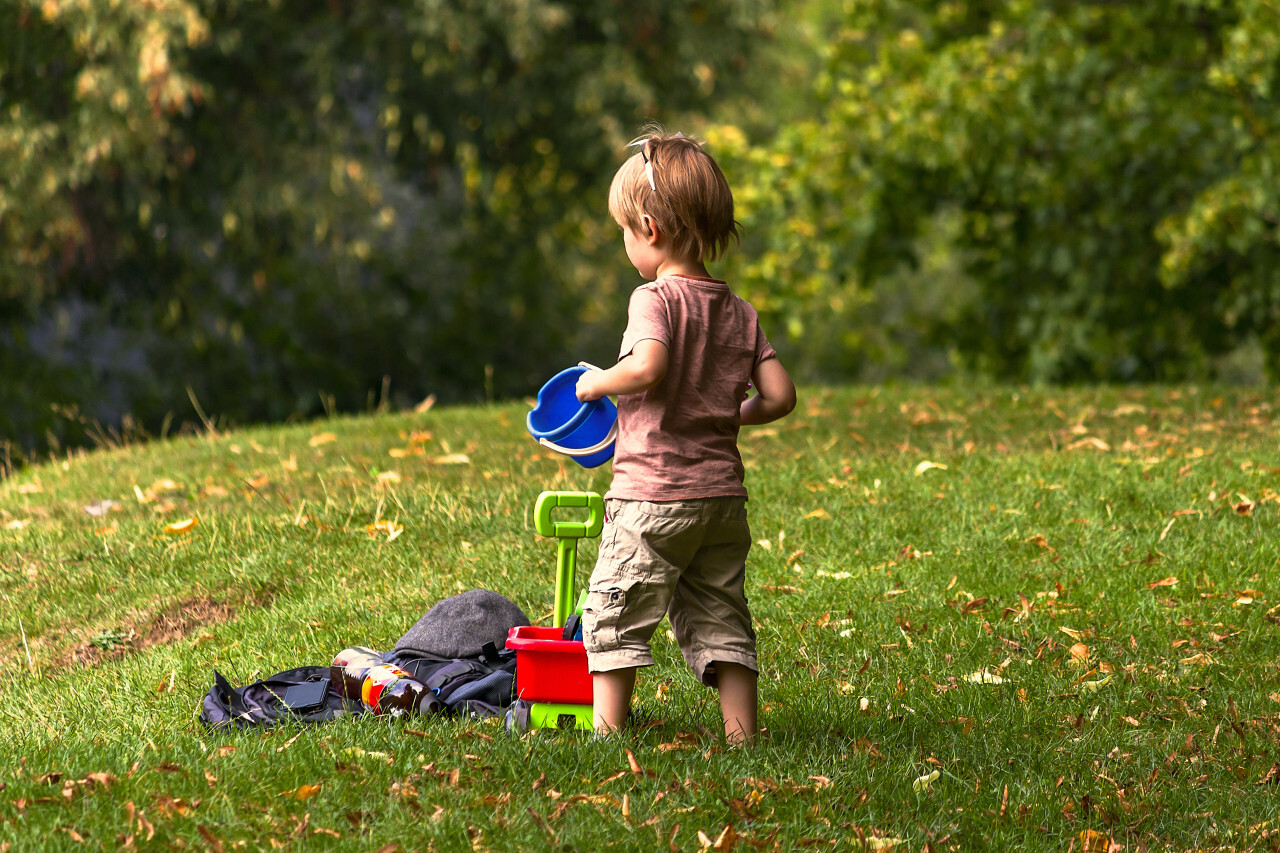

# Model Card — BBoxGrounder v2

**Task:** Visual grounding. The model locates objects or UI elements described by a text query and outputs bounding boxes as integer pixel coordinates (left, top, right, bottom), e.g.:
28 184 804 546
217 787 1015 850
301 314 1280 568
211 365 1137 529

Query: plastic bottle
360 663 430 717
330 647 385 700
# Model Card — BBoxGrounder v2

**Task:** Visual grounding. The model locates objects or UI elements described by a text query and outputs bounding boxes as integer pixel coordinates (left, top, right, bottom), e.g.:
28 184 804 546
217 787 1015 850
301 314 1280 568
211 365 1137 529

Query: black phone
280 679 330 713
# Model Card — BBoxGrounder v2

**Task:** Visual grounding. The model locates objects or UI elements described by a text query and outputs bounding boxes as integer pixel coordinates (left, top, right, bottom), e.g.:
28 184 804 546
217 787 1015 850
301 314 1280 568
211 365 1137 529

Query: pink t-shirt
606 274 777 501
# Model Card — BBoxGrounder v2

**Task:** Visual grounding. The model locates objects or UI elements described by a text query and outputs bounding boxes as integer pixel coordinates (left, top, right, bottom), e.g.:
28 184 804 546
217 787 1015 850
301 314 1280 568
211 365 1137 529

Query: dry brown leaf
711 825 737 851
197 825 223 853
309 432 337 447
625 750 656 778
1147 576 1179 589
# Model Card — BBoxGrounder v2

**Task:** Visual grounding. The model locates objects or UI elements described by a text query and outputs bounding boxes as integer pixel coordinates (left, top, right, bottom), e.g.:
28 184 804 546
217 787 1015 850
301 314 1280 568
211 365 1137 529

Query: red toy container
506 625 593 705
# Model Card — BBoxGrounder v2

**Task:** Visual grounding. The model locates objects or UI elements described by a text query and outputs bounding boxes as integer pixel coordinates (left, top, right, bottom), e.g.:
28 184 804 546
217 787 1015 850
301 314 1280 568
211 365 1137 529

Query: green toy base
505 700 593 734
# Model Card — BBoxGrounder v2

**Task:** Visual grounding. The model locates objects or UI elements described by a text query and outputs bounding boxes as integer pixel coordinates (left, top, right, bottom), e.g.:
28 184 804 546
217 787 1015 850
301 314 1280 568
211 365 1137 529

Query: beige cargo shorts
582 497 757 687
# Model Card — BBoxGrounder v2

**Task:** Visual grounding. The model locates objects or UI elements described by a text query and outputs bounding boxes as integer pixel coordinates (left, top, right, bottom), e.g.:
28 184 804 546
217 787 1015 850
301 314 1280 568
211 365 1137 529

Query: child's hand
576 372 604 402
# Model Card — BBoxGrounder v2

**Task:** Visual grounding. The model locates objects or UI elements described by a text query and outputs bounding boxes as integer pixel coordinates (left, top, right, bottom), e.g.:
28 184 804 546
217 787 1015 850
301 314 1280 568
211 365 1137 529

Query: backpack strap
423 660 483 692
444 668 515 705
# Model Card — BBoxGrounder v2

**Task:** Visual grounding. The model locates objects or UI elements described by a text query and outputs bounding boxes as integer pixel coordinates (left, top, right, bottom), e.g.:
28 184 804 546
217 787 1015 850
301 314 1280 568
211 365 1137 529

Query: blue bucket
527 365 617 468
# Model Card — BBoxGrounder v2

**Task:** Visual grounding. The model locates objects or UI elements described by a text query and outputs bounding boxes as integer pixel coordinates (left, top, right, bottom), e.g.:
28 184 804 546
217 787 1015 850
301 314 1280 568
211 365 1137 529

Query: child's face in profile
619 218 660 280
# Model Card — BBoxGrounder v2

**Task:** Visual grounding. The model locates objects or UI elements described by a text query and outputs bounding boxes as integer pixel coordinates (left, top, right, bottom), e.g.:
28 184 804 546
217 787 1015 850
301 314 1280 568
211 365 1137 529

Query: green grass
2 385 1278 851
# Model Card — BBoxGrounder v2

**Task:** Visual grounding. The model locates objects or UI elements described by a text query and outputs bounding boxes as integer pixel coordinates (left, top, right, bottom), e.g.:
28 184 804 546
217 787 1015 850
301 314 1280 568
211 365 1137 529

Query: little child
575 128 797 743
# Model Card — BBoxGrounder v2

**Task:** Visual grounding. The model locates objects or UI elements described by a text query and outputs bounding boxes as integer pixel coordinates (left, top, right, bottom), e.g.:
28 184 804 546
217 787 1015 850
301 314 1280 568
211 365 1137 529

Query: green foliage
715 0 1280 383
0 0 774 451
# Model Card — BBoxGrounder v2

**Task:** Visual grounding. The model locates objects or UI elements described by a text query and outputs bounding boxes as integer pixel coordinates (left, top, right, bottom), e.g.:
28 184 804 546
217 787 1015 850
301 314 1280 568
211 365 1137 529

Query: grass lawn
1 385 1278 852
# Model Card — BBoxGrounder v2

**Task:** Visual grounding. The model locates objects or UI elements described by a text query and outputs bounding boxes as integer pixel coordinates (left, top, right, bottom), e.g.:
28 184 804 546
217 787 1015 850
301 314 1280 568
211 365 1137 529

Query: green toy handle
534 491 604 627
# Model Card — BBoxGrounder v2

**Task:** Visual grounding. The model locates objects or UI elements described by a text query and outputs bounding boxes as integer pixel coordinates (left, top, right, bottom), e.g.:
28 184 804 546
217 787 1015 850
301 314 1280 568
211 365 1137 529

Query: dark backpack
199 666 365 730
199 645 518 729
388 641 518 719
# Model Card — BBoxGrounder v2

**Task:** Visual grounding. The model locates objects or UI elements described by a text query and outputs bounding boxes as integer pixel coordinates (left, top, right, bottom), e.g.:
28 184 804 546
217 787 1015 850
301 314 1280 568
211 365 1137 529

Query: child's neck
654 257 712 280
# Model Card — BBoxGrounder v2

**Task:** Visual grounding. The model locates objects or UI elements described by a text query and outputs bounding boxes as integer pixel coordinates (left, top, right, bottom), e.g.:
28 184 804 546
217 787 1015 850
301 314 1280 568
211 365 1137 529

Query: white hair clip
627 138 657 192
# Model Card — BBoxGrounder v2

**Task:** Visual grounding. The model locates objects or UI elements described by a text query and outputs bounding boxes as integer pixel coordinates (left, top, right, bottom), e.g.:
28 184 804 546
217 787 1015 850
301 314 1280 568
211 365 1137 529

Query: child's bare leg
593 668 637 734
715 661 758 744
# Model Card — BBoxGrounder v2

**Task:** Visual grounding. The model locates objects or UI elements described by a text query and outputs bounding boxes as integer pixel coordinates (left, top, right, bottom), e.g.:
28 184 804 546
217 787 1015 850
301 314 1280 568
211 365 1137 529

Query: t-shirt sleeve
754 317 777 366
618 285 670 360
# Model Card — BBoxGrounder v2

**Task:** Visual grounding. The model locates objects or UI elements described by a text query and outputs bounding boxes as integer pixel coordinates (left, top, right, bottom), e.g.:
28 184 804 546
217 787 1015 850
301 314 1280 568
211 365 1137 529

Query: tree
0 0 774 451
714 0 1280 383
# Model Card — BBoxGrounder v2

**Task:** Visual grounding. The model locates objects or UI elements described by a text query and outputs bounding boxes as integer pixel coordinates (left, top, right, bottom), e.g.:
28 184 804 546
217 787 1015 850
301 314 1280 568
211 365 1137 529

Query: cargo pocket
582 584 627 652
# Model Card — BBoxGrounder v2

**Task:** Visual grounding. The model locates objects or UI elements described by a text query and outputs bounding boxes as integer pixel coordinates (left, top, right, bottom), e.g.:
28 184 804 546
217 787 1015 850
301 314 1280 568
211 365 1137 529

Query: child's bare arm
576 339 669 401
740 357 796 425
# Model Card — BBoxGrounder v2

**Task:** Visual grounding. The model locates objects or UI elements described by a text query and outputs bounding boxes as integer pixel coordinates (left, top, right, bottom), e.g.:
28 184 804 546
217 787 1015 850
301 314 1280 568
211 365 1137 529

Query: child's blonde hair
608 127 739 263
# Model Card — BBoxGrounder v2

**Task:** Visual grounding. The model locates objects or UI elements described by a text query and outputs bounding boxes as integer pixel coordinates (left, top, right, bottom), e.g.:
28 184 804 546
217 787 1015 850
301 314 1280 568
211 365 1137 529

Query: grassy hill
2 385 1278 851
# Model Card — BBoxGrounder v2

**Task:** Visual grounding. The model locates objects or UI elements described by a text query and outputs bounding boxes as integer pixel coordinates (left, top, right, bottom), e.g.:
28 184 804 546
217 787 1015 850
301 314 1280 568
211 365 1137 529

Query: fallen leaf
710 825 736 851
281 785 321 800
376 471 402 486
1069 643 1090 661
1179 652 1214 666
803 508 830 519
1080 676 1112 694
432 453 471 465
366 520 403 541
1078 829 1113 852
963 671 1008 685
912 769 940 792
1148 576 1179 589
1059 627 1084 641
1065 437 1110 452
163 518 198 535
309 432 337 447
197 825 222 852
84 500 121 517
17 483 42 494
914 460 947 476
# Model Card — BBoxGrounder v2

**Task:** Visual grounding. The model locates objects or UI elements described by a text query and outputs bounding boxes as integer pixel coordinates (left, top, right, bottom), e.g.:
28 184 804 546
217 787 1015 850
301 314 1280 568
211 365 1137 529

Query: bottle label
361 664 413 713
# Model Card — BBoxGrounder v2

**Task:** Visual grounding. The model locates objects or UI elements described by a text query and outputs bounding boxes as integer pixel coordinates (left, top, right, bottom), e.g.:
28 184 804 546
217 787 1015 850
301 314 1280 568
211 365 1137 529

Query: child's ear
641 215 660 244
